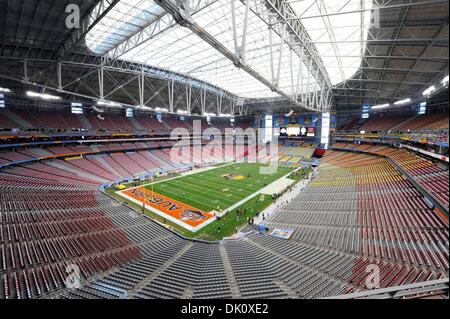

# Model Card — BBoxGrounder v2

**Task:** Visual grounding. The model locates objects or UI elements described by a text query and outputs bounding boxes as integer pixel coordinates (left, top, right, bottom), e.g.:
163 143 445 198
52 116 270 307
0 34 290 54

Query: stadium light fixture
394 98 411 106
442 75 449 86
136 105 152 110
155 107 168 112
126 108 133 118
177 110 188 114
360 130 366 134
97 100 121 107
422 86 436 96
26 91 61 100
203 112 216 117
371 103 390 110
219 113 232 117
0 87 11 93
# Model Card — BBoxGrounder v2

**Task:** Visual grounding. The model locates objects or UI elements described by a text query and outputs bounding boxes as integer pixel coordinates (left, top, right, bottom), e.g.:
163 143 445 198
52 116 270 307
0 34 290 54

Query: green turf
142 163 293 212
196 193 274 240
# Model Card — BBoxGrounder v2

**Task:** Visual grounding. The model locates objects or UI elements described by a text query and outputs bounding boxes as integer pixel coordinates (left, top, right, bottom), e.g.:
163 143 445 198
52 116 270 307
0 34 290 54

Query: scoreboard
277 126 316 137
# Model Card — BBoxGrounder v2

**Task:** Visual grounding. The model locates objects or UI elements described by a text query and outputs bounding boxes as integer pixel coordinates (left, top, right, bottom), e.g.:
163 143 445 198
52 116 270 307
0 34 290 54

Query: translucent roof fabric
122 0 318 98
86 0 372 99
289 0 373 85
86 0 166 54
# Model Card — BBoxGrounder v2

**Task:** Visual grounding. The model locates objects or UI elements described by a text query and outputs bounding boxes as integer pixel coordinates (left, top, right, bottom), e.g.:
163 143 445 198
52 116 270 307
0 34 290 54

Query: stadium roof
0 0 448 114
85 0 372 99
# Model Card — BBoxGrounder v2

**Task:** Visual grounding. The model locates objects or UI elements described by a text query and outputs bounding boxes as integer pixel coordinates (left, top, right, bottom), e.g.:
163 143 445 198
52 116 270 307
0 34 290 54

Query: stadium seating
0 137 448 299
393 114 449 131
1 0 449 302
0 160 355 299
266 151 448 293
337 113 449 132
358 116 410 131
0 107 251 137
332 143 449 210
0 173 143 299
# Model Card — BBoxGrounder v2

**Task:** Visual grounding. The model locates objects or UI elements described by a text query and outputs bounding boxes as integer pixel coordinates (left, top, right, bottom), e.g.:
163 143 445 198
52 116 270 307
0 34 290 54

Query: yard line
138 162 238 187
199 168 291 192
158 177 245 199
205 178 281 193
199 164 290 183
184 174 268 197
151 182 236 210
158 174 254 199
155 182 235 208
176 177 254 197
156 165 292 202
151 185 224 211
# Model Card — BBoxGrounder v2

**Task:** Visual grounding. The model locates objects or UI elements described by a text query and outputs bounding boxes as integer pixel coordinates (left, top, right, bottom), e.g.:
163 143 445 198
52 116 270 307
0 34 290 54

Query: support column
168 80 174 112
217 95 223 114
275 25 286 88
98 66 104 99
57 62 62 91
186 84 192 114
200 88 206 114
319 79 326 111
23 59 29 83
138 68 145 107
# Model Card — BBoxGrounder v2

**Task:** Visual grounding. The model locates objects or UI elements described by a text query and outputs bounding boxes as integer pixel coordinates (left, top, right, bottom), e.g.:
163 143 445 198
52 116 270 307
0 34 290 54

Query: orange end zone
120 187 216 232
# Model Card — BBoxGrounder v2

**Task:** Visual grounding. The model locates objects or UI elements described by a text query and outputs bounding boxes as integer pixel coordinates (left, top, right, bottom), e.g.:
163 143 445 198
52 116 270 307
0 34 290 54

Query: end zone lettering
120 186 215 231
226 303 269 314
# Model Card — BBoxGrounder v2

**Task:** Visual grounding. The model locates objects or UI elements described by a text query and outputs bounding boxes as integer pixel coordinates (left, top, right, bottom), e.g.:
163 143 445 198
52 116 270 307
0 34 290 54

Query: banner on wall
271 228 294 239
273 113 336 128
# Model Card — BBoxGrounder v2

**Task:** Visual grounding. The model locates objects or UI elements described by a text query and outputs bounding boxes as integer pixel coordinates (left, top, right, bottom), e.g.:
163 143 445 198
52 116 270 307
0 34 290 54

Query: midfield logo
222 173 246 181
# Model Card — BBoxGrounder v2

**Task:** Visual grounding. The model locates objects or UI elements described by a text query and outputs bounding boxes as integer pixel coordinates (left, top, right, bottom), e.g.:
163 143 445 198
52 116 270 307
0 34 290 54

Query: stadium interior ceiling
0 0 448 115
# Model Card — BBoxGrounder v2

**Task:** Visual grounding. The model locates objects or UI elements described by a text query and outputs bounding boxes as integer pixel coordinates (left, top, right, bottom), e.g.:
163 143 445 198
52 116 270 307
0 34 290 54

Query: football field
145 163 293 212
116 162 297 235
